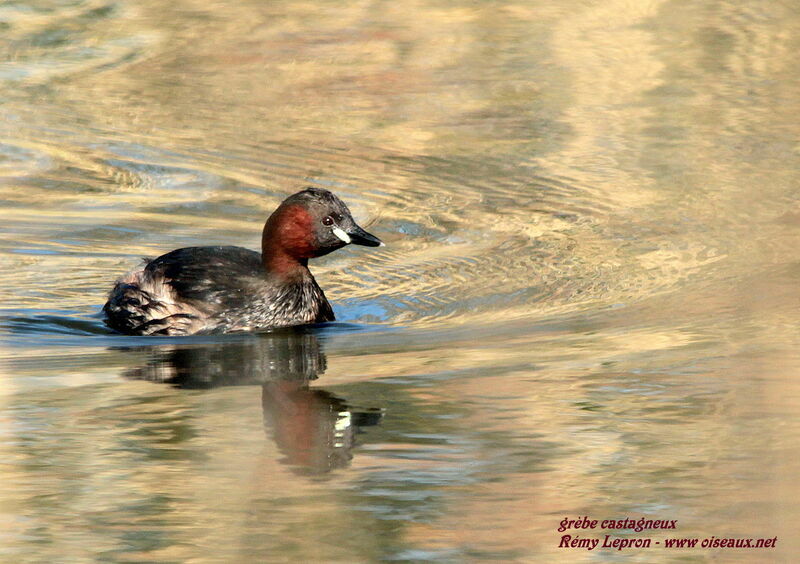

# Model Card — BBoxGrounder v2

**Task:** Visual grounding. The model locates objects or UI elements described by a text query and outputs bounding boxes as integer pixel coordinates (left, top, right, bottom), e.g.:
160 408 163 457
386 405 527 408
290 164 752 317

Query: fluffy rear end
103 265 205 336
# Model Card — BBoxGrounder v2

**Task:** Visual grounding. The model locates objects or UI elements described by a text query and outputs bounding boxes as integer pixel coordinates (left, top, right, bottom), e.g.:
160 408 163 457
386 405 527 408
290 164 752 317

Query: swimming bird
103 187 382 335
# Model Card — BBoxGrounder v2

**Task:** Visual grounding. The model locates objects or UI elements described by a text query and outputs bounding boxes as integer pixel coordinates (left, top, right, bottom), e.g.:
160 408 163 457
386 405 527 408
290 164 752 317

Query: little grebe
103 188 382 335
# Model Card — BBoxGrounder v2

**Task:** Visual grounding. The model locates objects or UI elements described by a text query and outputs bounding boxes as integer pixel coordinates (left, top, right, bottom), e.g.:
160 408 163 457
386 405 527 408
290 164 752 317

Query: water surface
1 0 799 561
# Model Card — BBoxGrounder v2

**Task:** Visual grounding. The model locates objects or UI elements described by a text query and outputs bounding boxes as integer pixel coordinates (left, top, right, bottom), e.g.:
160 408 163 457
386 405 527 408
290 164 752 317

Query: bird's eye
323 216 334 226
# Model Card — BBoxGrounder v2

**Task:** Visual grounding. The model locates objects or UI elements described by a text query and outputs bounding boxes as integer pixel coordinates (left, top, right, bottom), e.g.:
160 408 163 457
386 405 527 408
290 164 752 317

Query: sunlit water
1 1 799 562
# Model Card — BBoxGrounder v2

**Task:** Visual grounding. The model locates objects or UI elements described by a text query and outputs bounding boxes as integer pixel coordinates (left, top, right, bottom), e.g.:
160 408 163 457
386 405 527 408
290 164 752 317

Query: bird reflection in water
120 328 383 474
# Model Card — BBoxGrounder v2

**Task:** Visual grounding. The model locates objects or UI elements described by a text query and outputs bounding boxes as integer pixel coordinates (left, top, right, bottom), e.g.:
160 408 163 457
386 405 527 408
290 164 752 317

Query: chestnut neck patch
261 204 317 275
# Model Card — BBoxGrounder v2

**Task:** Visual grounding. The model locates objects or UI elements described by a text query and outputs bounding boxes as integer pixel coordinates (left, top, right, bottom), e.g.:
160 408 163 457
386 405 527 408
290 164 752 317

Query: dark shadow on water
0 308 109 337
0 306 386 473
116 327 383 475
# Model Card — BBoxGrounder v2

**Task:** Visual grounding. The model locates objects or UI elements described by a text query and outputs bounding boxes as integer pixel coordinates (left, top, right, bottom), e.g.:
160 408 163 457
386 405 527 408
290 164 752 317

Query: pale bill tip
332 226 351 244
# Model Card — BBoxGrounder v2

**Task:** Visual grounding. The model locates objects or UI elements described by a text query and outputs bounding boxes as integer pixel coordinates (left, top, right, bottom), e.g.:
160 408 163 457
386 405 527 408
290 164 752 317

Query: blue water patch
10 248 60 256
333 298 389 324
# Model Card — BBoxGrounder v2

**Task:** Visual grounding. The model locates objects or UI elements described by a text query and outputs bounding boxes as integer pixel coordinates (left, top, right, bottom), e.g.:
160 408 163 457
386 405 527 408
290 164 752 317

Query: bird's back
103 246 333 336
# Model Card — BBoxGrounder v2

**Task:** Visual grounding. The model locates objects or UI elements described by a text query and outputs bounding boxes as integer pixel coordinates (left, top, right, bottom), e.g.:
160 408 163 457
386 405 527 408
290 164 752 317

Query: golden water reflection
1 0 800 561
120 330 383 475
